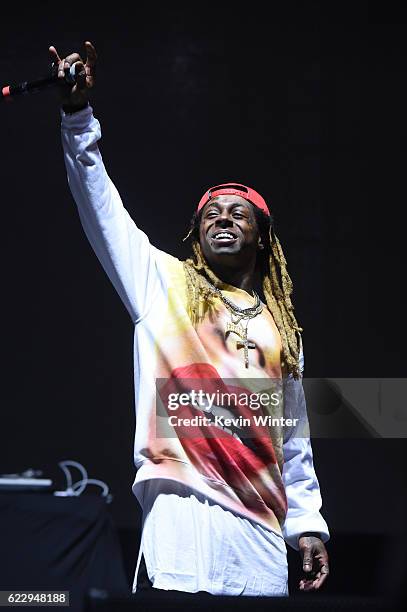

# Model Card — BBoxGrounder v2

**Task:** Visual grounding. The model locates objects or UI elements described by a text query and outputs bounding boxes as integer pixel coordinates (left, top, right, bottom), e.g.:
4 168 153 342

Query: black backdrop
1 0 406 564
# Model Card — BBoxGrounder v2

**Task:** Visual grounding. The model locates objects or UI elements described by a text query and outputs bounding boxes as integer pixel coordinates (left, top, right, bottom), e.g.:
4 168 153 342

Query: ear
258 236 265 250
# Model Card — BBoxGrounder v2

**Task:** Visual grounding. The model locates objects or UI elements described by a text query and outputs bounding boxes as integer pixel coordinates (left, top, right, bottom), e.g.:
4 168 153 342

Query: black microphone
1 63 77 99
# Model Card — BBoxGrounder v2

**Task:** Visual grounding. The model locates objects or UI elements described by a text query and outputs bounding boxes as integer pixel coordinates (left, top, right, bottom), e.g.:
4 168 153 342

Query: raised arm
50 42 160 323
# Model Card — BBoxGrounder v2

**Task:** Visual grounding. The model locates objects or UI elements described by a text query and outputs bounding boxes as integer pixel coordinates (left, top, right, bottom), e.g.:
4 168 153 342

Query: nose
215 212 233 226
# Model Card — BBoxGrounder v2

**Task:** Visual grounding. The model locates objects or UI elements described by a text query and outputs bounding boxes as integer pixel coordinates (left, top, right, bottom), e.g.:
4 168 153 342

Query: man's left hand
298 532 329 591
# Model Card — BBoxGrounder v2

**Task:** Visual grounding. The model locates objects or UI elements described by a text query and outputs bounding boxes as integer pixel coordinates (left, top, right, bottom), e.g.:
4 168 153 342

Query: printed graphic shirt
61 105 330 551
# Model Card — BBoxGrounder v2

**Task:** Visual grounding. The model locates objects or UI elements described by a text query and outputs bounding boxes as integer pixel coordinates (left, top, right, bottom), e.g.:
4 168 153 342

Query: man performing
50 40 330 597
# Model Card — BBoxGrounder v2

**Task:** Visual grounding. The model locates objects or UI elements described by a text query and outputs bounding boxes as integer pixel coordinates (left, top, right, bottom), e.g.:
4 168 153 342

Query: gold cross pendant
237 335 256 368
225 322 256 368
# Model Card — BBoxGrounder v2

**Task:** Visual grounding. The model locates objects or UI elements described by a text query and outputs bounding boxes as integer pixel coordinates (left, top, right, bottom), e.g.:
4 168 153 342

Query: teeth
214 232 235 239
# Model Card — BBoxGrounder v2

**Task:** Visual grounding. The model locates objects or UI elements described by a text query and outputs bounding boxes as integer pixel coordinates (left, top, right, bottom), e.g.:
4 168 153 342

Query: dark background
1 0 406 599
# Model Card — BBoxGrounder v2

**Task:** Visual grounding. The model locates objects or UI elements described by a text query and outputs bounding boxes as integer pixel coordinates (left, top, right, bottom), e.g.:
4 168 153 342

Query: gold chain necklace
206 280 263 368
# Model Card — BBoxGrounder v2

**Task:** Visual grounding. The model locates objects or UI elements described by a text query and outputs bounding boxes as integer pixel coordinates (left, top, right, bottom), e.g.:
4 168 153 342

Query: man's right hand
49 41 97 113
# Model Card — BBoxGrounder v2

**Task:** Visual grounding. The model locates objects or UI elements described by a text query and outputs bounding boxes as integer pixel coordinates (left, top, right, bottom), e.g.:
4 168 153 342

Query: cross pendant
236 333 256 368
225 321 256 368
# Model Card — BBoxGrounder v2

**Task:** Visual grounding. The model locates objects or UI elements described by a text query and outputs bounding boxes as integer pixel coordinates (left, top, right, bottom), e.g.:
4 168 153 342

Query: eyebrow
205 202 249 212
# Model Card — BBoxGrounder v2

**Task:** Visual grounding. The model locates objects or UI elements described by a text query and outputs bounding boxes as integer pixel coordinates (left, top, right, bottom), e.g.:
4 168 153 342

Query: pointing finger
49 45 61 64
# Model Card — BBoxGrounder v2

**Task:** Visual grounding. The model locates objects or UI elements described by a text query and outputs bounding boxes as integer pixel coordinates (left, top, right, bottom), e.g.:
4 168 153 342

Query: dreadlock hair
182 205 303 379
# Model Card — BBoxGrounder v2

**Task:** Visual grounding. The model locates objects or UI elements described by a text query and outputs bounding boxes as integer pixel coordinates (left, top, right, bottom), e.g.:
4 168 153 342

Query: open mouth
211 231 238 244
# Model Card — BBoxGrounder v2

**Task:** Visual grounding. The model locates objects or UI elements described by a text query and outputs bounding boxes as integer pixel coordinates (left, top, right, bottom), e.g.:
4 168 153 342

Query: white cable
58 460 88 496
58 464 73 492
54 460 111 502
72 478 111 502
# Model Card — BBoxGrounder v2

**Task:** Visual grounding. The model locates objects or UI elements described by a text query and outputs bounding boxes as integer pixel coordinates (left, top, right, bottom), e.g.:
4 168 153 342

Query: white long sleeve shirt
61 105 329 594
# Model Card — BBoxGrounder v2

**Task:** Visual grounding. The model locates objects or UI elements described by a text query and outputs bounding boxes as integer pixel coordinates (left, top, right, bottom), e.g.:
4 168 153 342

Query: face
199 195 263 269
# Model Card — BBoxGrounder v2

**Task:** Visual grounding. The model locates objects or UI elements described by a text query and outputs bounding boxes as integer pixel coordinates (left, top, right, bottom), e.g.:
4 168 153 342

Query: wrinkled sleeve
281 341 330 550
61 105 160 324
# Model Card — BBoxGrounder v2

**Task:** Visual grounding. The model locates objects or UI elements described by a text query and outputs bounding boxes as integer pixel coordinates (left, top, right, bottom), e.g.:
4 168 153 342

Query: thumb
302 549 313 573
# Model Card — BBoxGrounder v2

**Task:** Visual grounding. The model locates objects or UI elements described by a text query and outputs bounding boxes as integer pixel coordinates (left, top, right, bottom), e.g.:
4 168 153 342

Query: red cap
197 182 270 216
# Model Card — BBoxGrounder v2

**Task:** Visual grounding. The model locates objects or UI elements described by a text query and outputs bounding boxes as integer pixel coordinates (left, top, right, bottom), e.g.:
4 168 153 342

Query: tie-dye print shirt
61 105 330 550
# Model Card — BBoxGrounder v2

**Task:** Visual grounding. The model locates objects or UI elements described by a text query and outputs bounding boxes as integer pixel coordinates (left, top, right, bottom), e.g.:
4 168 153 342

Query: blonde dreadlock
183 222 303 379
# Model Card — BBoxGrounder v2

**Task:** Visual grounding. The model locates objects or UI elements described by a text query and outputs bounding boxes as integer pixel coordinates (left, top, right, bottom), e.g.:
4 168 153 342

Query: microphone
1 63 77 99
